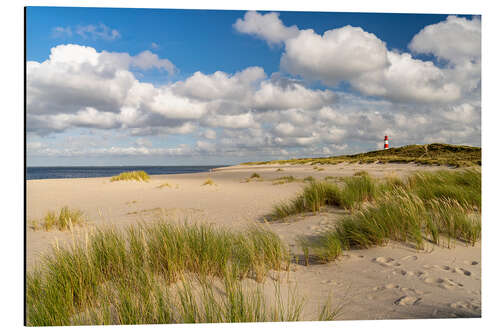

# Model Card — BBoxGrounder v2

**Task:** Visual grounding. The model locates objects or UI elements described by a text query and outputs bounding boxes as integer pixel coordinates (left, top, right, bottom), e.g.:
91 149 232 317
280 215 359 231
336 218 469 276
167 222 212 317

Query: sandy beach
26 162 481 320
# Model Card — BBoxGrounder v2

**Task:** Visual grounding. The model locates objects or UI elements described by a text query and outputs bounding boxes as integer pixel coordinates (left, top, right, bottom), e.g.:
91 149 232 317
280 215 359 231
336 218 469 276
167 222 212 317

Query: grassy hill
242 143 481 167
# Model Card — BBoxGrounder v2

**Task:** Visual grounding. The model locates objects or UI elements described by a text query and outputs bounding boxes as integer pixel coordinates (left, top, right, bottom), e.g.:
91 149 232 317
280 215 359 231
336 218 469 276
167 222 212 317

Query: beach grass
272 174 377 219
250 172 261 179
110 170 150 182
273 181 343 219
202 178 216 186
29 206 85 231
298 169 481 262
26 221 295 326
272 176 297 185
340 174 377 210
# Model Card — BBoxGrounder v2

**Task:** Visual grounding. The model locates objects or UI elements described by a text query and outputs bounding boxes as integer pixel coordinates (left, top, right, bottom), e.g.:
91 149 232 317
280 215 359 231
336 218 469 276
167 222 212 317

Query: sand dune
26 162 481 320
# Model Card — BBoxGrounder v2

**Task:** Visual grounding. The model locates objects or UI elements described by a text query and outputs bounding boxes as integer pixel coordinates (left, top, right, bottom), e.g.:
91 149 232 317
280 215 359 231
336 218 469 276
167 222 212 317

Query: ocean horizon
26 165 228 180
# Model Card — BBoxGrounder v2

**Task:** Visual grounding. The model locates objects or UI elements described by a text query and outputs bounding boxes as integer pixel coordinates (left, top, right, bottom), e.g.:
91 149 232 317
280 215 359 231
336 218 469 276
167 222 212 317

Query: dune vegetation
26 222 302 325
26 221 344 325
242 143 481 167
110 170 150 182
285 169 481 263
272 176 297 185
29 206 86 231
202 178 216 186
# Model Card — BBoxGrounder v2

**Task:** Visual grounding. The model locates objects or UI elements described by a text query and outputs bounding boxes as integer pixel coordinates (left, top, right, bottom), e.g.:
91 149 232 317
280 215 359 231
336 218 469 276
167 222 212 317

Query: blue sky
26 7 481 166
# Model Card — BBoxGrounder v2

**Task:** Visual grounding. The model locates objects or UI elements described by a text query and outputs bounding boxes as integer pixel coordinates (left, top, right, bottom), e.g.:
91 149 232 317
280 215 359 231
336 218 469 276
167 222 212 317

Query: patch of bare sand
26 162 480 320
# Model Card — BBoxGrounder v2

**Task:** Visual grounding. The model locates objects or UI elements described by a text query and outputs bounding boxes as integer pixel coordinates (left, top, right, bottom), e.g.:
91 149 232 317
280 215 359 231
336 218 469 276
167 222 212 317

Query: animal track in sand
372 257 401 267
464 260 479 266
394 296 422 306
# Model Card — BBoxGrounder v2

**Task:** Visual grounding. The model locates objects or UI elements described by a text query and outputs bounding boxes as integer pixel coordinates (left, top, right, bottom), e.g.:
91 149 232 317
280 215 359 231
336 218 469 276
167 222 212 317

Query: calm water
26 166 227 180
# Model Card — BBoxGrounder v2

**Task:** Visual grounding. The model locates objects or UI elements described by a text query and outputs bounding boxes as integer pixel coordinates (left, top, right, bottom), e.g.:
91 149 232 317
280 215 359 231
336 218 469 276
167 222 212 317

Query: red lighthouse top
384 135 388 140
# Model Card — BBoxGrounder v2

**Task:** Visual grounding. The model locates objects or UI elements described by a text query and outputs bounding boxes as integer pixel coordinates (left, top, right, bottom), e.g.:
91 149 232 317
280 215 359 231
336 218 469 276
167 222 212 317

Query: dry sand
26 162 481 320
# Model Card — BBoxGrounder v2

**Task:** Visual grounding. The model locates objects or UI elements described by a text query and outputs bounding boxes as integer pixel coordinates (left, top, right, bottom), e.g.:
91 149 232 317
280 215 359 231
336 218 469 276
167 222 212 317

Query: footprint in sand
401 287 425 295
343 254 365 261
449 300 481 313
373 257 401 267
415 271 428 278
400 255 418 261
453 267 473 277
424 277 464 289
320 280 336 285
373 283 399 291
433 265 473 277
384 283 399 289
394 296 422 306
464 260 479 266
400 269 424 277
433 264 451 271
372 283 402 292
397 270 429 278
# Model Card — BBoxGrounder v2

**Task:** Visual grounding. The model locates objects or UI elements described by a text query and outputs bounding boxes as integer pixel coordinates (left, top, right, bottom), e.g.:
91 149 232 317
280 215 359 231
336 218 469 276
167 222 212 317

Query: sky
26 7 481 166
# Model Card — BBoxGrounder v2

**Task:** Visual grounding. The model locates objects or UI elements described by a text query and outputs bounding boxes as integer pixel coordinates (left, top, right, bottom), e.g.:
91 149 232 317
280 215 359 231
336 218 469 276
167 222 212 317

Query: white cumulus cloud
409 15 481 65
233 11 299 45
281 26 389 85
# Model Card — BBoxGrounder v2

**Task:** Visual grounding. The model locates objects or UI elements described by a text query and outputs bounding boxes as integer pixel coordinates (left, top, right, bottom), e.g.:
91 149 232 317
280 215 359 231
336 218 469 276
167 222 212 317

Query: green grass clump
110 170 150 182
26 222 293 326
276 168 284 172
272 176 296 185
406 169 481 209
300 169 481 262
29 206 85 231
273 169 479 220
304 192 480 262
340 174 377 210
250 172 261 179
303 176 316 182
273 182 342 219
273 174 377 219
202 178 216 186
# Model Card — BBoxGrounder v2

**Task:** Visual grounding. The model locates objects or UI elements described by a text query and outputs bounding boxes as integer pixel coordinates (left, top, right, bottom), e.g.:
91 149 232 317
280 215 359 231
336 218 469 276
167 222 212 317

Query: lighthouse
384 135 389 150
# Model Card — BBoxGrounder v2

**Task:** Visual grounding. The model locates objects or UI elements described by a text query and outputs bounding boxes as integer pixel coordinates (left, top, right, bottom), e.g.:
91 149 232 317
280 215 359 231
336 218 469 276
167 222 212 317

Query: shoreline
26 160 457 182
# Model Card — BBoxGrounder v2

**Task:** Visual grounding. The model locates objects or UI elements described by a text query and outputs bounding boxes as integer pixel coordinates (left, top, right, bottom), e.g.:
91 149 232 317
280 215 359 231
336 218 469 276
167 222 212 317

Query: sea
26 165 227 180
